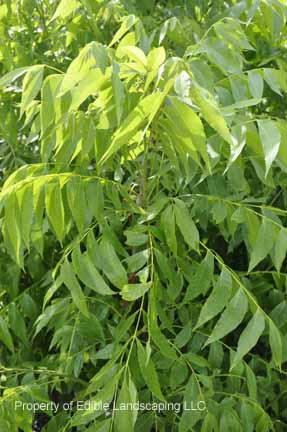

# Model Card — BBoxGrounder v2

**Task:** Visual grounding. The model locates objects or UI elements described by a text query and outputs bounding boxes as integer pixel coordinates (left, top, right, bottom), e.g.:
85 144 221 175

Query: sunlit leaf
205 289 248 346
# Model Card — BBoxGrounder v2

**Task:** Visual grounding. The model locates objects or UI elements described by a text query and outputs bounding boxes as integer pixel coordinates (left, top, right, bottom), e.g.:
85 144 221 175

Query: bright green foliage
0 1 287 431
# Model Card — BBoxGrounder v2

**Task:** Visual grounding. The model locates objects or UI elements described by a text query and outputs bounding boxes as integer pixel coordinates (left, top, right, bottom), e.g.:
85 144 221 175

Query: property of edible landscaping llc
14 400 207 414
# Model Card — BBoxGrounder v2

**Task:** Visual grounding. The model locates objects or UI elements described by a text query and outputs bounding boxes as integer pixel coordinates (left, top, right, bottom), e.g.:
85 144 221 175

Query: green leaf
150 317 177 360
248 219 275 272
222 97 262 113
125 250 149 273
45 180 65 242
112 61 125 126
204 37 243 74
0 66 31 88
137 340 165 401
114 374 138 432
20 65 44 116
245 363 257 399
231 309 265 370
70 68 107 111
205 289 248 346
174 199 199 251
179 374 204 429
34 299 67 337
257 119 281 177
269 319 282 368
140 196 168 223
263 68 286 96
109 15 138 47
114 312 137 343
99 93 160 167
174 322 192 349
169 361 188 388
117 46 147 68
61 260 89 317
154 248 174 286
72 246 114 295
3 191 22 266
99 79 174 167
66 177 86 234
89 182 104 223
17 184 33 250
50 0 80 22
184 252 214 302
161 204 177 255
40 74 63 162
89 42 109 74
0 316 14 353
277 120 287 168
8 303 28 347
195 268 232 329
98 238 128 289
219 410 242 432
121 282 151 301
0 419 11 432
227 124 246 169
59 47 94 96
273 228 287 272
214 19 254 51
201 412 219 432
190 83 232 145
43 277 62 310
147 47 166 71
165 97 210 171
124 230 148 247
248 70 264 99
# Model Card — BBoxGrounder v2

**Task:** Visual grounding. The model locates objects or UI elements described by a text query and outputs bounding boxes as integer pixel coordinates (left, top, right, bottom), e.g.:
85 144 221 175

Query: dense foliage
0 0 287 430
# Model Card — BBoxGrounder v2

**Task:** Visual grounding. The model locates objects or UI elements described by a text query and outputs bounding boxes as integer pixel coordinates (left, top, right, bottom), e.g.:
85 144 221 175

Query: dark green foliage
0 1 287 431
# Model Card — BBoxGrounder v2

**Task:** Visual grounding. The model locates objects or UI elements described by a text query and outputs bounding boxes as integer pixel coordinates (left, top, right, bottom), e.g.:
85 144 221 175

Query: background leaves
0 1 286 431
